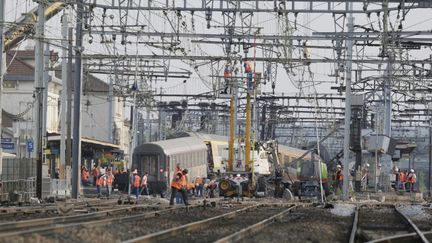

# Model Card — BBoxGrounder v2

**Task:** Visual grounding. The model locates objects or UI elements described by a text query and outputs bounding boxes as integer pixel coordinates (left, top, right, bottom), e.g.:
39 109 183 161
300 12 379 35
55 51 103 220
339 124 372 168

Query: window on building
3 80 18 89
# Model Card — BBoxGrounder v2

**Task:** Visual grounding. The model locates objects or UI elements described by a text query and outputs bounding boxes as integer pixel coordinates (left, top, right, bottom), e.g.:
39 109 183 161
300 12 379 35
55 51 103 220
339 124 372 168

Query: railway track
0 198 127 222
0 203 163 238
350 205 430 243
0 199 229 243
124 203 298 243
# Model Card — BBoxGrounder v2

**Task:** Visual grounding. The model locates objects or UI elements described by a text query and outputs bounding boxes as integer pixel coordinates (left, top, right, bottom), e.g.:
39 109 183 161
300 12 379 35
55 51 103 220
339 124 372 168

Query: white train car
132 136 207 195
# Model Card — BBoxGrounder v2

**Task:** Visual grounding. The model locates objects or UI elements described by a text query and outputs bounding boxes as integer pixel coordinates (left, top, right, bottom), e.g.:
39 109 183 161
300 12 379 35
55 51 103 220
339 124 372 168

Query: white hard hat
410 169 414 173
366 163 370 167
236 174 241 177
336 165 341 168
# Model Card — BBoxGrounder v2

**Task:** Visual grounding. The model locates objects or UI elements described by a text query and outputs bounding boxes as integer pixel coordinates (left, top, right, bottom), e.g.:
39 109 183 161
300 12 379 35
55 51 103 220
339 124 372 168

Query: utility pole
342 2 354 200
429 110 432 198
383 0 392 137
129 92 137 169
72 0 83 199
60 13 68 179
0 0 4 175
43 43 50 178
108 76 113 143
35 2 45 199
66 27 72 168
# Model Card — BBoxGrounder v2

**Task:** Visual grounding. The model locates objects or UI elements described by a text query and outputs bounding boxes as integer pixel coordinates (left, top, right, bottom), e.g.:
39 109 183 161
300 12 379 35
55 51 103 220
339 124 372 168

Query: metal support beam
0 0 4 176
60 12 68 179
35 2 45 200
84 54 432 64
342 2 354 200
72 0 83 199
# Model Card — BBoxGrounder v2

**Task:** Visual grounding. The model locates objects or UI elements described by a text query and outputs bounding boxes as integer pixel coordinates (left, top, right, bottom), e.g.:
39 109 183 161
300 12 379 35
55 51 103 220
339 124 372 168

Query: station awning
2 152 16 158
48 135 120 149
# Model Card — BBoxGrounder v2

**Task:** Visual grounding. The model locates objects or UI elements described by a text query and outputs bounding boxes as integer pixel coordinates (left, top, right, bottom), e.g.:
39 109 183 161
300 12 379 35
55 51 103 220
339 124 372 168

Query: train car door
140 154 158 181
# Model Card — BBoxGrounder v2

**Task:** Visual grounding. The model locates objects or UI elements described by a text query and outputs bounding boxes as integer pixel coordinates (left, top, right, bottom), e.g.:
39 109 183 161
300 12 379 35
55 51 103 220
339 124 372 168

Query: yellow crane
5 2 65 51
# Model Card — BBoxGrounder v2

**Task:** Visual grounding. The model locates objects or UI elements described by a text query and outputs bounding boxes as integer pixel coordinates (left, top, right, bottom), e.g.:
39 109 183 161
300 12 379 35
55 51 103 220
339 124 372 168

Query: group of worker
170 167 190 206
334 163 418 193
395 168 417 192
188 176 205 197
86 165 150 198
169 164 219 206
130 169 149 198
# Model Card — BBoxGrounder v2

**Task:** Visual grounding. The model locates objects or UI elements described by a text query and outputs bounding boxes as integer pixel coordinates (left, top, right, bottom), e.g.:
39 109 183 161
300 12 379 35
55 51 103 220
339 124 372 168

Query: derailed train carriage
276 145 329 198
132 136 208 195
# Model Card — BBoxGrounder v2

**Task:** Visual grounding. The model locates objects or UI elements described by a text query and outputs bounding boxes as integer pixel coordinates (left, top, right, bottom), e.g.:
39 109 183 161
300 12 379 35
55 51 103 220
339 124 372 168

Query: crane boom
5 2 64 51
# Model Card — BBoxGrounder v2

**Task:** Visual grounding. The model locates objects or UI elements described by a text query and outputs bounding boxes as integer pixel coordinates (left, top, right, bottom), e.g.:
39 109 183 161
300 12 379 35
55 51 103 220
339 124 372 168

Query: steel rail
351 205 430 243
123 203 268 243
394 207 430 243
0 204 198 239
0 198 121 217
349 206 359 243
367 231 432 243
214 204 298 243
0 204 162 235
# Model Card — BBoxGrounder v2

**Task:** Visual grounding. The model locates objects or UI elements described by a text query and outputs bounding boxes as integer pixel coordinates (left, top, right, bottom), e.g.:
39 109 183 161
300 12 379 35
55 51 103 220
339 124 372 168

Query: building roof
6 49 59 78
6 50 34 76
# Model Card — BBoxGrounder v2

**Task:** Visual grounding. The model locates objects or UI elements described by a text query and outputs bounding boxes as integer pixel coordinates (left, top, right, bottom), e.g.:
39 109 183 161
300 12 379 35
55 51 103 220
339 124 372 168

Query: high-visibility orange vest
81 171 89 181
180 175 188 187
187 183 195 190
106 175 114 186
96 176 105 186
408 173 417 184
92 168 99 177
194 178 204 185
171 172 183 190
133 175 140 187
400 172 407 182
336 171 343 181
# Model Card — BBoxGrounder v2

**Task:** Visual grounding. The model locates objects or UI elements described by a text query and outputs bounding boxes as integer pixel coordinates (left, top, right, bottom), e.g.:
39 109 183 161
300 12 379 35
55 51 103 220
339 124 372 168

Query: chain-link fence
1 158 36 180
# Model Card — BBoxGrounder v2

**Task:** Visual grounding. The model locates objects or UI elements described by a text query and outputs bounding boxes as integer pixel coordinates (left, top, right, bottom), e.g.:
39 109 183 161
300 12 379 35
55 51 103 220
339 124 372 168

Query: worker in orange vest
81 166 90 186
194 176 204 197
334 165 343 194
169 169 189 206
92 165 99 186
140 172 149 196
399 170 407 191
96 169 106 198
106 169 114 199
131 169 141 198
407 169 417 192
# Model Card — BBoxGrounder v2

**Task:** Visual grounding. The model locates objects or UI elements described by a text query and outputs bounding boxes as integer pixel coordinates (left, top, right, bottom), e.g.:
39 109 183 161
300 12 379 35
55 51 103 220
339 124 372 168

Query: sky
5 0 432 127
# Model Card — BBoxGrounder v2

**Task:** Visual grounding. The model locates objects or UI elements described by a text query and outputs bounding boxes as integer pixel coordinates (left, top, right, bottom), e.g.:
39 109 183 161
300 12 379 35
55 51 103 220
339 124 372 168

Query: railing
0 178 36 202
50 179 71 198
